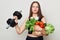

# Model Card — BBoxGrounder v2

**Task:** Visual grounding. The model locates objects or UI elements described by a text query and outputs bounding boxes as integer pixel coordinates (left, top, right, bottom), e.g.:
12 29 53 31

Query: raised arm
14 16 28 34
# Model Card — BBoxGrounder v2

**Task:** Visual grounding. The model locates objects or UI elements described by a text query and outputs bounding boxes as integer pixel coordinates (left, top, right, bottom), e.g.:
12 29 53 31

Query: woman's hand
41 28 48 36
13 16 18 24
34 25 42 31
33 25 43 36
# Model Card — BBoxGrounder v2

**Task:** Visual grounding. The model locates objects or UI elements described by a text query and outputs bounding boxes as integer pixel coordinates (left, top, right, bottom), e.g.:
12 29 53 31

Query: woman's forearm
15 21 26 34
15 24 22 34
15 17 28 34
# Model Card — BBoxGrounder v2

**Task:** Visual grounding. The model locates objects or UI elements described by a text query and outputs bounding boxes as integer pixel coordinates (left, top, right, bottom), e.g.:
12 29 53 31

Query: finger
15 19 18 23
13 16 16 19
13 16 18 20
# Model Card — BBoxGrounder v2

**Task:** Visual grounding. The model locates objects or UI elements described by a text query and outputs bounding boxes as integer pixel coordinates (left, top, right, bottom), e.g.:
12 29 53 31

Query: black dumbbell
13 11 22 19
6 11 22 29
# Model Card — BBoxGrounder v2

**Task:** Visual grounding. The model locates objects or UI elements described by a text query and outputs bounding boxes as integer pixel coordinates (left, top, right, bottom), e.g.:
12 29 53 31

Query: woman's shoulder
41 16 44 19
40 16 45 21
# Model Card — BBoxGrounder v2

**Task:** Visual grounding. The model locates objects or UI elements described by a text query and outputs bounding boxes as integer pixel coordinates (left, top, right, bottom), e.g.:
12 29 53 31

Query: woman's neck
32 14 38 17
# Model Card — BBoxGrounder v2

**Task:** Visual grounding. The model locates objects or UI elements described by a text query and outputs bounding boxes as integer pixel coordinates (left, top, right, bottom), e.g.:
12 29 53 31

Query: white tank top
30 16 39 20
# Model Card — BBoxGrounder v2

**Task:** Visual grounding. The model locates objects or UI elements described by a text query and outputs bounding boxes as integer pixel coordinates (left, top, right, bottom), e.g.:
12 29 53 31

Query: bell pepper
35 21 45 28
35 21 40 25
39 22 45 28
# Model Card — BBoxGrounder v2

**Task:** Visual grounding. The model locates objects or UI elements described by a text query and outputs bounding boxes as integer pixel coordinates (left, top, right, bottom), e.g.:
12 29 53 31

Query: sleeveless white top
30 16 39 20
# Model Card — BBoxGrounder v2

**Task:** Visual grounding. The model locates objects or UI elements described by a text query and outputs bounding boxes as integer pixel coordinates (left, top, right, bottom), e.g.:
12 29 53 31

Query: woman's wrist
15 23 18 27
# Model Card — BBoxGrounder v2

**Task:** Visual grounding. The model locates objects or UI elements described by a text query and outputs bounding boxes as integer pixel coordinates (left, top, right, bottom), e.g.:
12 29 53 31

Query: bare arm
15 20 26 34
41 16 47 23
41 17 48 36
14 16 28 34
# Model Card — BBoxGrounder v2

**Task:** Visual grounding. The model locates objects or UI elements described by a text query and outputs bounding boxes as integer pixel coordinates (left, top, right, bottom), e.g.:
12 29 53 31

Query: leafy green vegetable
45 23 55 34
25 18 38 32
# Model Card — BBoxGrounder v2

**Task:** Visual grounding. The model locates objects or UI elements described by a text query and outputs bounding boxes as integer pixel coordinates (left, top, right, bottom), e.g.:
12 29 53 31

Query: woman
13 1 47 40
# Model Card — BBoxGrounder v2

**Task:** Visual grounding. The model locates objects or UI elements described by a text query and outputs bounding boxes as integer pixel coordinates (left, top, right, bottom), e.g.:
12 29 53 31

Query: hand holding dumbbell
6 11 22 29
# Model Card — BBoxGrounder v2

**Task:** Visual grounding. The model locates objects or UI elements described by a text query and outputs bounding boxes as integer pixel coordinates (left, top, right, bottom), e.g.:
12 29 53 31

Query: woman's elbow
16 31 22 35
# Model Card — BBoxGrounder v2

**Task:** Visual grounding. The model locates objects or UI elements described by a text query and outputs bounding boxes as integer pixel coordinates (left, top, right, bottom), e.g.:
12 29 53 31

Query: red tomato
35 21 45 28
39 22 44 25
35 22 40 25
39 22 45 28
40 25 45 28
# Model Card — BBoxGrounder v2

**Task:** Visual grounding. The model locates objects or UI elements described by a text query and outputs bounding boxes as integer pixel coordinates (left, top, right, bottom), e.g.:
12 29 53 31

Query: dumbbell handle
6 25 10 29
6 22 18 29
19 10 22 13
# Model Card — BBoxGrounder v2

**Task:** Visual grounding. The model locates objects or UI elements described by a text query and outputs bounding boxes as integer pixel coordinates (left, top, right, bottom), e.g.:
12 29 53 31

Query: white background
0 0 60 40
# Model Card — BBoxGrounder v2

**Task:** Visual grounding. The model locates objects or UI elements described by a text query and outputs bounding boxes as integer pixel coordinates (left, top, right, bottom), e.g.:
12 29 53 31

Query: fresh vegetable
25 18 38 32
45 23 55 34
25 17 55 35
35 21 45 28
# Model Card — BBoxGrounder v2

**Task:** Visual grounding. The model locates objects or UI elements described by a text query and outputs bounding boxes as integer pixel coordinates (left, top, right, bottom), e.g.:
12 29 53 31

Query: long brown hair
29 1 43 20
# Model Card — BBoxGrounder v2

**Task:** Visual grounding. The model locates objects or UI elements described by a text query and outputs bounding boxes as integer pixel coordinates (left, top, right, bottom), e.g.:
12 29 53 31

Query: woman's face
32 3 39 14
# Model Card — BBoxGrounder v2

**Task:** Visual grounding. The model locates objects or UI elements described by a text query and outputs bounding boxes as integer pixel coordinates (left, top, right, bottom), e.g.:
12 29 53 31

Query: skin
13 3 47 37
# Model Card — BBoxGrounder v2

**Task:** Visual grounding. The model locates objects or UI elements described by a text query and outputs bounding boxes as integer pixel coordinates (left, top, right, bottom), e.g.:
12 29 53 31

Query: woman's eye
36 6 38 8
32 6 35 8
32 6 38 8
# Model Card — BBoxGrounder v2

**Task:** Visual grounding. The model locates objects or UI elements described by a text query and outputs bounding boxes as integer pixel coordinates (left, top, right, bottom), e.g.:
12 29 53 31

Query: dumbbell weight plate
13 11 22 19
7 18 17 27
